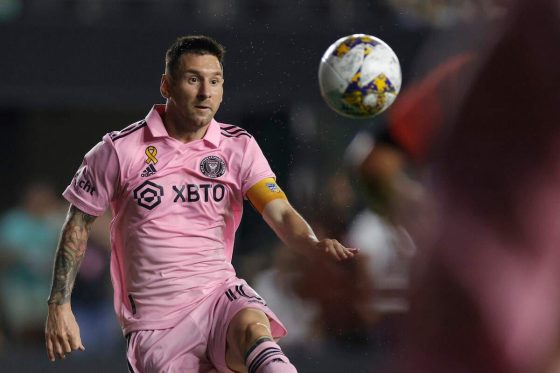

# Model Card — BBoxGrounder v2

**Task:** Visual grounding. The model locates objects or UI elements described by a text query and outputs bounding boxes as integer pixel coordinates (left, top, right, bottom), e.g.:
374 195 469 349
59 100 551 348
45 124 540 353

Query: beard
169 100 216 130
185 107 214 127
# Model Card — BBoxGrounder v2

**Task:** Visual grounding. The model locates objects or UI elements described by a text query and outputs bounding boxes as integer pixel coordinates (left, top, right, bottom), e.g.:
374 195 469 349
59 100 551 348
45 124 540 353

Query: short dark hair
165 35 225 77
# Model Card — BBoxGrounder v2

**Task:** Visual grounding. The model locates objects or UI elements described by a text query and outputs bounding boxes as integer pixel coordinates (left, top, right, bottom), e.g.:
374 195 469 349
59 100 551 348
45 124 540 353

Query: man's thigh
126 313 214 373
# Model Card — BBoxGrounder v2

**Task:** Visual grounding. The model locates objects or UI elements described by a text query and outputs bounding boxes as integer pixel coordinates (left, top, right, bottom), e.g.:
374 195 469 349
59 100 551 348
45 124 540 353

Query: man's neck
162 110 210 144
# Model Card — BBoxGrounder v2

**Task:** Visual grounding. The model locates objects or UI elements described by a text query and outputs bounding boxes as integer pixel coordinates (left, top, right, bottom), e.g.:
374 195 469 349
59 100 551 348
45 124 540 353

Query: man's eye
188 76 199 83
211 79 219 85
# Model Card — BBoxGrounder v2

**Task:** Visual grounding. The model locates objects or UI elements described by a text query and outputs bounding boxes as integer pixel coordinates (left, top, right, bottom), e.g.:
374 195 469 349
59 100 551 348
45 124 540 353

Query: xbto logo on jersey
172 184 225 203
134 182 226 209
133 180 164 210
200 156 226 178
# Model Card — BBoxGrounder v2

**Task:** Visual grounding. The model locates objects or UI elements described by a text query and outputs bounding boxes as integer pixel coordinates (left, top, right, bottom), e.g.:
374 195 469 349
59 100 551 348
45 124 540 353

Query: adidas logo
141 164 157 177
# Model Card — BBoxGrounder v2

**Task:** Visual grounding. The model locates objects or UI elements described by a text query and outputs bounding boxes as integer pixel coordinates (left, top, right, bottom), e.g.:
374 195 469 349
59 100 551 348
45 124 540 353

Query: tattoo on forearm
48 206 96 305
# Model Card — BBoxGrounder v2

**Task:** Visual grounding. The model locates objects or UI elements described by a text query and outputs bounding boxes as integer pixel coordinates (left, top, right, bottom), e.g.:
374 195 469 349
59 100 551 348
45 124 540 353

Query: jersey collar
202 118 221 148
146 104 220 148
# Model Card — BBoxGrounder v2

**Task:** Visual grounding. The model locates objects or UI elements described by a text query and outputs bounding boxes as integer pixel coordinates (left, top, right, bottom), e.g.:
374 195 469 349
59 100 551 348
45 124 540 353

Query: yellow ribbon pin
145 146 158 164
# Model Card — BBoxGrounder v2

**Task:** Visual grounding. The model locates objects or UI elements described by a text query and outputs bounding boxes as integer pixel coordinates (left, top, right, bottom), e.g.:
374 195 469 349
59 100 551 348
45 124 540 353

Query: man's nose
197 80 211 99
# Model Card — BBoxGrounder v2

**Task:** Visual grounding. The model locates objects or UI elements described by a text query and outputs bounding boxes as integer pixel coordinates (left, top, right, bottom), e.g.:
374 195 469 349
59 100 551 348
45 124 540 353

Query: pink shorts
125 277 287 373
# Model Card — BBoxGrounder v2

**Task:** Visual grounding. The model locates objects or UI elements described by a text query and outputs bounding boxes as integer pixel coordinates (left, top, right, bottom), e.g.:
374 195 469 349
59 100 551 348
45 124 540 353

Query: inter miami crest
200 156 226 178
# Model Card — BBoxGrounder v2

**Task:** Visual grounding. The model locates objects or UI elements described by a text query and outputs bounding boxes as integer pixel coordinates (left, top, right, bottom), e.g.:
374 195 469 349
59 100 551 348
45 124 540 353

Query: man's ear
160 74 170 99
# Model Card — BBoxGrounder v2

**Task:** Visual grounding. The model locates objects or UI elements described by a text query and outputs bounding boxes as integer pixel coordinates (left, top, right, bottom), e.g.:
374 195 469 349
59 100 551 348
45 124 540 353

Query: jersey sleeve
62 134 120 216
240 137 276 196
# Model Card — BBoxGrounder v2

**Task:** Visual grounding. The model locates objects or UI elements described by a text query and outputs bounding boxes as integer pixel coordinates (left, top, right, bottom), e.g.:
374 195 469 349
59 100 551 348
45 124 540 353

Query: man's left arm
247 178 357 261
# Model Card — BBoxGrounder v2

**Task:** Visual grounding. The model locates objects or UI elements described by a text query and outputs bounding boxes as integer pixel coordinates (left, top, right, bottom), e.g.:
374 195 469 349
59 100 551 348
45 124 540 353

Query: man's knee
228 308 272 351
226 309 296 372
244 320 272 344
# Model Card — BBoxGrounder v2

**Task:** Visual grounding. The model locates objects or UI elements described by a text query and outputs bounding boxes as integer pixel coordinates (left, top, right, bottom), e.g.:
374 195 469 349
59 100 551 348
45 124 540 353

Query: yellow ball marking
335 42 351 57
374 74 388 92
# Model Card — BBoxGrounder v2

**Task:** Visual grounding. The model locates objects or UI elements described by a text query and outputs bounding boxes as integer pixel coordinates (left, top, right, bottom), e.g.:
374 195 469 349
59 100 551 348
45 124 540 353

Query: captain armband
246 178 287 214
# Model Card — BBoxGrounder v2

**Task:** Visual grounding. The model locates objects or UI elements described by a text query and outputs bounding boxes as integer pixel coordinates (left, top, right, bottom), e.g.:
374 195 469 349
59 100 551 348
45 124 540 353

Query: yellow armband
246 178 287 214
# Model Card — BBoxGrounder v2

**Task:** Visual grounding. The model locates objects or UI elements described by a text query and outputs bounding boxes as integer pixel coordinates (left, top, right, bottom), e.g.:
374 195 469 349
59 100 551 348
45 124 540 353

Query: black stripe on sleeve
221 131 252 138
111 121 147 141
220 124 251 136
222 127 247 135
220 124 239 131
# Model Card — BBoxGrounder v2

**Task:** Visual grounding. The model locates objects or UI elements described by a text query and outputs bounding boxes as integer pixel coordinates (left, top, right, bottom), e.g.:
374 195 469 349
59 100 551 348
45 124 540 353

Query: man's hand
45 303 85 362
315 238 359 261
260 198 359 261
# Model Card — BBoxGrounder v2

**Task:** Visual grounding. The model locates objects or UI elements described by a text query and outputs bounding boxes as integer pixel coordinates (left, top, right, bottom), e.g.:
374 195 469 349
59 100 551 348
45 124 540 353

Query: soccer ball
318 34 402 119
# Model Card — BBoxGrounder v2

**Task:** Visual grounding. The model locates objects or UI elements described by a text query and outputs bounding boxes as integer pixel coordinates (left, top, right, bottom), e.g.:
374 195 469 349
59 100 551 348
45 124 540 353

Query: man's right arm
45 204 96 361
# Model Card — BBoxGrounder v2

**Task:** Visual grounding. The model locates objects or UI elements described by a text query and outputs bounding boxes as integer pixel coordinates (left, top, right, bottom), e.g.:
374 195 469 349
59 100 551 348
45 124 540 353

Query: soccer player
44 35 357 373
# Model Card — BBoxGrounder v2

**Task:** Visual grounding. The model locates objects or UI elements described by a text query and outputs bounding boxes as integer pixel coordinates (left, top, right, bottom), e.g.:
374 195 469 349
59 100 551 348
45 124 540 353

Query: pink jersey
63 105 275 334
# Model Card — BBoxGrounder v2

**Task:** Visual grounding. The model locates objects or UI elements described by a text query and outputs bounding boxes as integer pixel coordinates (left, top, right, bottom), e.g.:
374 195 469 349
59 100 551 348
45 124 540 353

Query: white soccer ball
318 34 402 119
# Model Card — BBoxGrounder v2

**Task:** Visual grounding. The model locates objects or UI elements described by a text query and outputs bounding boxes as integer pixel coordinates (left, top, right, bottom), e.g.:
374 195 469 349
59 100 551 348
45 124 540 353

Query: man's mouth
194 105 211 110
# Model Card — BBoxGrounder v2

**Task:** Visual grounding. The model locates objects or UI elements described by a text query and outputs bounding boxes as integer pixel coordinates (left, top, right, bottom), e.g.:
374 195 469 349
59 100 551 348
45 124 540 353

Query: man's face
162 53 224 128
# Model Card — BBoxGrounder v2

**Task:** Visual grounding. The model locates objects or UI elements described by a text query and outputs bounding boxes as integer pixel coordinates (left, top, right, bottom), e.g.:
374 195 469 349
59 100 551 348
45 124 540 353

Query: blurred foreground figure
397 0 560 372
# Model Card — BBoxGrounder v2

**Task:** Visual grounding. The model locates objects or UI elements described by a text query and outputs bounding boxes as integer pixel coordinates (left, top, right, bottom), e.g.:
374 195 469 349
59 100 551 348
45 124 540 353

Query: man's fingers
69 333 85 351
53 339 65 360
319 240 358 261
332 243 345 261
60 336 72 353
325 240 344 261
335 243 358 261
46 337 55 362
335 242 349 260
336 248 346 260
48 333 84 362
344 247 357 258
70 342 85 351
